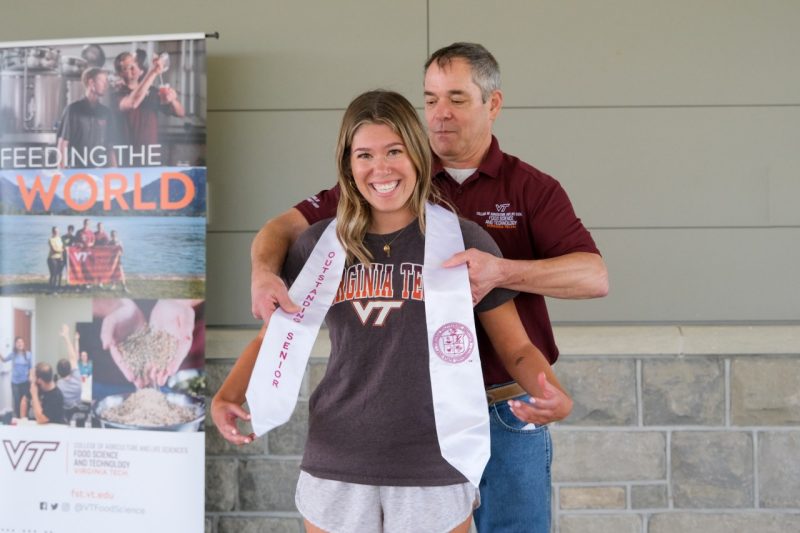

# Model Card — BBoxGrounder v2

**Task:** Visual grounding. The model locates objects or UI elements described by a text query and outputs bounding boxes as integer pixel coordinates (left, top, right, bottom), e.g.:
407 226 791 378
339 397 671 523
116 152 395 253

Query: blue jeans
474 394 552 533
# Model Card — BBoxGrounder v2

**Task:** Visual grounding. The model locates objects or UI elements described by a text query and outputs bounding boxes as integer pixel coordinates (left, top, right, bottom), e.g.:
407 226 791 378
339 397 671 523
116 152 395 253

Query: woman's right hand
210 395 255 446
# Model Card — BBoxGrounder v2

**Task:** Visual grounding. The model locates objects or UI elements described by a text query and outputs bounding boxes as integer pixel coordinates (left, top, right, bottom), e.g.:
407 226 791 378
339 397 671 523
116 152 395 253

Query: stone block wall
204 326 800 532
550 326 800 532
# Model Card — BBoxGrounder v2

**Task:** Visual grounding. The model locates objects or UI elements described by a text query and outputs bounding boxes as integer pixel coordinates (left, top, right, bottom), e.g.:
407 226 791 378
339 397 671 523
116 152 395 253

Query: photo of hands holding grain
1 297 205 430
82 298 206 431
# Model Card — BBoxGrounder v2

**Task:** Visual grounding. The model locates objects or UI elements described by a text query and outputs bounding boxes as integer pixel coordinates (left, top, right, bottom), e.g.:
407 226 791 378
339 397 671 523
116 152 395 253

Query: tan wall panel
208 106 800 232
207 110 341 231
206 232 259 327
2 0 428 110
430 0 800 106
494 106 800 228
204 0 428 110
548 227 800 323
767 153 800 227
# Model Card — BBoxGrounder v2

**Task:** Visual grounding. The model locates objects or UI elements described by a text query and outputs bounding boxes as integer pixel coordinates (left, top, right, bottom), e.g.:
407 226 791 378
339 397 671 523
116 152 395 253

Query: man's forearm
57 139 68 168
30 394 48 424
61 332 78 368
499 251 608 299
250 208 311 320
251 223 291 278
171 98 185 117
125 70 158 110
251 208 309 279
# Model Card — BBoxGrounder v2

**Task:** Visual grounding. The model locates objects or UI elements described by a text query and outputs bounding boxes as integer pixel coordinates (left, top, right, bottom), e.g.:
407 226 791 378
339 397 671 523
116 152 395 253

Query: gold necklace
380 224 409 257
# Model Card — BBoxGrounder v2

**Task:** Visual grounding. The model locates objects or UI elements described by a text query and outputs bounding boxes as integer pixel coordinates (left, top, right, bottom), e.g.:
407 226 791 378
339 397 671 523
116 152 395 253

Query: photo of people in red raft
0 166 206 298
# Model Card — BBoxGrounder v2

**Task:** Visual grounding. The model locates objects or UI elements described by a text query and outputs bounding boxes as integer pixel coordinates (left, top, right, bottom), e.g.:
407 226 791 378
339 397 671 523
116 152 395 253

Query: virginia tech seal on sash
432 322 475 364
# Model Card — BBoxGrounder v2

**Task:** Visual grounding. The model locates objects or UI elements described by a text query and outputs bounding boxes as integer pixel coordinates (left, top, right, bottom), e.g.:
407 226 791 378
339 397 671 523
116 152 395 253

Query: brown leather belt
485 382 525 406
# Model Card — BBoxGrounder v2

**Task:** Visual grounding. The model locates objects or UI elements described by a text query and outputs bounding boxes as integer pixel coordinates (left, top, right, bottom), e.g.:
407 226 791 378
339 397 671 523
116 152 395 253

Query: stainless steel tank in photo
26 70 62 132
1 48 26 71
0 49 26 134
0 71 26 133
1 47 63 134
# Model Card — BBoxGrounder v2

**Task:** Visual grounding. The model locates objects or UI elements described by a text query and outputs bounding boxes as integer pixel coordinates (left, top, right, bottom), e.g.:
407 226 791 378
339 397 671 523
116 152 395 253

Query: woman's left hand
508 372 573 425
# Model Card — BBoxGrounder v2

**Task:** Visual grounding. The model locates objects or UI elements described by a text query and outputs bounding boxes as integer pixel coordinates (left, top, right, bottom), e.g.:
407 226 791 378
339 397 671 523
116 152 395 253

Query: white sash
246 203 490 486
246 220 345 434
423 203 490 487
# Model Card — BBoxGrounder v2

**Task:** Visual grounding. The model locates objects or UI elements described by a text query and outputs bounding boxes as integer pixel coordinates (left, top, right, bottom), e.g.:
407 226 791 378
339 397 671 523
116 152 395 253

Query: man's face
92 73 109 96
118 56 142 84
423 58 502 168
88 72 108 97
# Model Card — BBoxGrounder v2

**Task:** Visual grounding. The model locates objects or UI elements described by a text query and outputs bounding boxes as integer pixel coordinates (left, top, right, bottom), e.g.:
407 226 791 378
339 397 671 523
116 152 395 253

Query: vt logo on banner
3 440 60 472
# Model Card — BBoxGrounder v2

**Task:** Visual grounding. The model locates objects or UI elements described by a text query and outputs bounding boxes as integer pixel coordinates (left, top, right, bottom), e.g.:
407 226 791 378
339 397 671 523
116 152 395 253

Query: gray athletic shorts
295 471 479 533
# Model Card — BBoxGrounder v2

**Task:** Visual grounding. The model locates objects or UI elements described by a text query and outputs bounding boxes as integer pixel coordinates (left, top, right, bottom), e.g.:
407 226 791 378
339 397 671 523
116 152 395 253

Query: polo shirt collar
432 135 502 182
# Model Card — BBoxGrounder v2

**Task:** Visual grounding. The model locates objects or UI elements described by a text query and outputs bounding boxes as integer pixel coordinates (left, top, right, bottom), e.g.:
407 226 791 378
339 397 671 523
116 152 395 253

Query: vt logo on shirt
476 202 523 229
352 301 403 326
334 262 425 326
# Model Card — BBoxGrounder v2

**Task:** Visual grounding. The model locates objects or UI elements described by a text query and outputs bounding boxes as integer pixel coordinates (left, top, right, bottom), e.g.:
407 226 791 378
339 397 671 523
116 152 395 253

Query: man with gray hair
247 43 608 532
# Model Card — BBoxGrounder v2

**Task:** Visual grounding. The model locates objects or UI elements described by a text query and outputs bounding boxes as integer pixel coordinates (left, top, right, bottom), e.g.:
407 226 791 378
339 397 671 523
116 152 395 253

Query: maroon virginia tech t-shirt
284 218 516 486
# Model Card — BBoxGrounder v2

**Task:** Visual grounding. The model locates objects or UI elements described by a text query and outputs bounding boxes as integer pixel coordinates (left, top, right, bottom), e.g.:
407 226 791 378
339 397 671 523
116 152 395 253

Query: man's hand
210 396 255 446
150 54 166 74
251 271 300 323
508 372 573 425
443 248 505 305
161 86 178 104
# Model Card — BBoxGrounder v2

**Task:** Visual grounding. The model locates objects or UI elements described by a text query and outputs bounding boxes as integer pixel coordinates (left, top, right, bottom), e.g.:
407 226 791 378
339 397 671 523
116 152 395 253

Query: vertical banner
0 34 206 532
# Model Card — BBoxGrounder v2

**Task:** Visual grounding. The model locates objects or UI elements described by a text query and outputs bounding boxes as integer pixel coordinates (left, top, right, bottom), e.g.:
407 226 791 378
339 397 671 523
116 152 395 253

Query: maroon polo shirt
294 136 600 386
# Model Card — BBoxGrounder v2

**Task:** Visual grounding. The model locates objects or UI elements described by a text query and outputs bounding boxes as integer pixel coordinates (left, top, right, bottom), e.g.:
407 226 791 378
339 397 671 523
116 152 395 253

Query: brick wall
204 326 800 532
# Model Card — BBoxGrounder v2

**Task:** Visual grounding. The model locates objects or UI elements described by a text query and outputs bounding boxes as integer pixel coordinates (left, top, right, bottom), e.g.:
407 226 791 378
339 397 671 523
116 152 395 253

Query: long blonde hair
335 90 437 265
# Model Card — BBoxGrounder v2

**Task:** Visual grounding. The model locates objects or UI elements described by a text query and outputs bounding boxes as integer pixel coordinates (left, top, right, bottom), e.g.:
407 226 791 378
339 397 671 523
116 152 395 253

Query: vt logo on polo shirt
476 203 523 229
